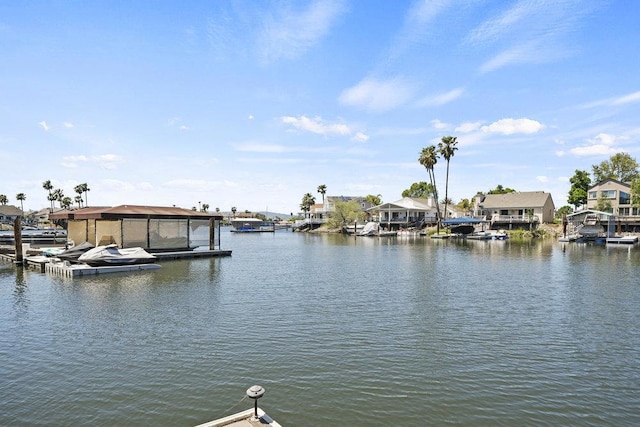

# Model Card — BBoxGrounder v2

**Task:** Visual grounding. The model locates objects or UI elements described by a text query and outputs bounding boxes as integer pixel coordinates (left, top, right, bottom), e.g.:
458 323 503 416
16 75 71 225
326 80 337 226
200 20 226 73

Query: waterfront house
473 191 555 228
586 179 635 215
49 205 224 251
0 205 23 225
367 197 438 229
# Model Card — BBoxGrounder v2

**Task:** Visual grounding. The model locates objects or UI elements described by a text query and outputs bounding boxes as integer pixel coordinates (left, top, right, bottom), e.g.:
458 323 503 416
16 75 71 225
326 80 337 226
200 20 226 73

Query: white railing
491 214 539 223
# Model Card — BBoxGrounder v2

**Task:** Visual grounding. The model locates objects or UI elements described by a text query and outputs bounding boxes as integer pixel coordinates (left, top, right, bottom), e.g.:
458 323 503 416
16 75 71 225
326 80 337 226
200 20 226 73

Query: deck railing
491 214 539 223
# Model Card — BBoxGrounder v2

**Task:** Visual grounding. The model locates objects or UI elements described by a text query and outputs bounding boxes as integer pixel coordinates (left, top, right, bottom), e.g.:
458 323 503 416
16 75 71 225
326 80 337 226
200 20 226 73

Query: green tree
556 205 573 218
326 200 366 229
300 193 315 218
16 193 26 216
201 203 209 212
567 169 590 210
631 176 640 207
61 197 72 210
364 194 382 206
418 145 441 231
79 183 90 207
457 198 471 212
488 185 516 194
74 184 85 208
438 135 458 221
42 180 54 211
231 206 237 217
0 194 7 205
52 189 64 208
592 152 639 183
402 181 433 198
317 184 327 204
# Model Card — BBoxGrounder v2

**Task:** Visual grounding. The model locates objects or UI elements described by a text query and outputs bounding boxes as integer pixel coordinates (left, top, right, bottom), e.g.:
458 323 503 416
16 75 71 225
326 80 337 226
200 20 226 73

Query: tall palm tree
231 206 237 218
16 193 26 216
74 184 84 208
52 189 64 209
418 145 441 231
438 136 458 223
0 194 8 205
42 180 53 211
300 193 316 219
80 183 90 207
317 184 327 205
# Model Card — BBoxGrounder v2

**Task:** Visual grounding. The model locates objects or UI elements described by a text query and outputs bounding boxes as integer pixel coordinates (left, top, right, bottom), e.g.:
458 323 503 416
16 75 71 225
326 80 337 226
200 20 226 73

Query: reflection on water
1 234 640 426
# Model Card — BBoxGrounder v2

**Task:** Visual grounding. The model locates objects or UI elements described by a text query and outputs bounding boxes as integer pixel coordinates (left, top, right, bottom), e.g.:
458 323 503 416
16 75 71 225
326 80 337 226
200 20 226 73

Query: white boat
195 385 281 427
578 214 604 238
230 218 275 232
77 244 156 266
357 222 397 237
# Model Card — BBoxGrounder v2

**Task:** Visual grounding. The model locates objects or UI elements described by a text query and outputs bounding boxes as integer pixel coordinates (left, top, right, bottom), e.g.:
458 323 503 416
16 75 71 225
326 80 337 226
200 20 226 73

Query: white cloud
581 90 640 109
536 176 549 183
281 115 351 136
339 77 414 112
455 121 482 133
179 125 190 131
63 155 89 162
431 119 449 130
38 121 49 131
63 122 74 129
481 118 544 135
258 0 346 63
556 133 626 157
248 115 254 120
351 132 369 142
417 88 464 107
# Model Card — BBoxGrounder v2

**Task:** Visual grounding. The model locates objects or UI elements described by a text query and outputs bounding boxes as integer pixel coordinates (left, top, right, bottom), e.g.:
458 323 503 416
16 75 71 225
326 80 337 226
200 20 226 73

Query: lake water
1 231 640 426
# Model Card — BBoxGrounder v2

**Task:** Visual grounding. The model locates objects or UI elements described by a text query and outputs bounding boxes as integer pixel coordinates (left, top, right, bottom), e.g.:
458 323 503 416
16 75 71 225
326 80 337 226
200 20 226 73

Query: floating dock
195 407 281 427
44 261 161 277
606 236 639 245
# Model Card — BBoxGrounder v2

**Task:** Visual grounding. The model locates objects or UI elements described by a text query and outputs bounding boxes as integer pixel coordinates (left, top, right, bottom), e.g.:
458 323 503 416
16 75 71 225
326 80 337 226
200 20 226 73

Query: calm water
1 231 640 426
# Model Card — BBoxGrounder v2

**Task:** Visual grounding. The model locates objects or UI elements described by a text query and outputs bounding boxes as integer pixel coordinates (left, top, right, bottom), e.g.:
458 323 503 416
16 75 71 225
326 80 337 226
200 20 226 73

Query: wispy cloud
339 77 414 112
235 143 287 153
468 0 599 73
61 153 123 169
578 90 640 109
417 88 464 107
281 115 352 137
38 121 49 131
258 0 346 63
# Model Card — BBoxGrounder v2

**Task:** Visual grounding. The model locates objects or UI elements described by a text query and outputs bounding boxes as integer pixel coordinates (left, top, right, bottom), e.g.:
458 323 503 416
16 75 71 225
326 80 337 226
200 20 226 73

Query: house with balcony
366 197 439 229
473 191 555 229
586 179 640 232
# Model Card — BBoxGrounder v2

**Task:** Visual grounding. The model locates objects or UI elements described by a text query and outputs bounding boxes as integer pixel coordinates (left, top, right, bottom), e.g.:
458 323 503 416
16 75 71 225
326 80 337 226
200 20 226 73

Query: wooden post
209 218 215 250
14 217 23 264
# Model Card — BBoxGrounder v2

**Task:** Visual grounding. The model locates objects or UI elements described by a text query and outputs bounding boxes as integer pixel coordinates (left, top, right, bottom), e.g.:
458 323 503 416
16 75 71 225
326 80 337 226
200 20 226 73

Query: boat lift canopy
442 217 483 225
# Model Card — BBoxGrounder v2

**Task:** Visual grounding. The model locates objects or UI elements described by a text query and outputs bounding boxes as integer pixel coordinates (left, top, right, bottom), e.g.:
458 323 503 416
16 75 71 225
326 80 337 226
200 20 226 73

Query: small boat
230 218 275 232
578 214 604 238
195 385 281 427
77 244 156 266
55 241 95 262
357 222 397 237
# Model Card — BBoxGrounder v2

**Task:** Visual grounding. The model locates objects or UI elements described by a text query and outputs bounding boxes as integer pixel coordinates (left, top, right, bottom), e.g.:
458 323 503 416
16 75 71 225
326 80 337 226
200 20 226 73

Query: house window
600 190 616 199
588 191 598 199
619 207 630 216
619 191 631 205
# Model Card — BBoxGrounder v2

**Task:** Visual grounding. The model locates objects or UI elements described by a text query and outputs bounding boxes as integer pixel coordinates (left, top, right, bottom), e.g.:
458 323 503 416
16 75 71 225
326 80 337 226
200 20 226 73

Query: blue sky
1 0 639 214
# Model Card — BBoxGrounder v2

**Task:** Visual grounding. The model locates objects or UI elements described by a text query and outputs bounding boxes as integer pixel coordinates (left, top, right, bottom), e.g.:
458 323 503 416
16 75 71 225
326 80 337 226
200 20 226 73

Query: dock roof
49 205 223 220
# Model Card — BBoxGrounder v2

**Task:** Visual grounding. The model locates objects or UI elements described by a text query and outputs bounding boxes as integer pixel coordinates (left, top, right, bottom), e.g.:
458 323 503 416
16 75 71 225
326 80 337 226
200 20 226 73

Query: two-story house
473 191 555 228
586 179 636 215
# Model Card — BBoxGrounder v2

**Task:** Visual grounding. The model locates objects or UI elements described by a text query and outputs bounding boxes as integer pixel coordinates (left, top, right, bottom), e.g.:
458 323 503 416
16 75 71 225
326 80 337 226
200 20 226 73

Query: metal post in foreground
246 385 265 420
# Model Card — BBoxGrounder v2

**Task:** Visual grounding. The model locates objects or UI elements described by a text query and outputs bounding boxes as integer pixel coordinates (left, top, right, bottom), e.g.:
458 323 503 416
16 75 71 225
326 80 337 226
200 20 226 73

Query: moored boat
77 244 156 266
230 218 275 232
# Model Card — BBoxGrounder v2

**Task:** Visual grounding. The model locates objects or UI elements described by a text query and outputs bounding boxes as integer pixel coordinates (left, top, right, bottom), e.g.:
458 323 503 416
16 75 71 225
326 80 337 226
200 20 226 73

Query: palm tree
0 194 8 205
80 183 90 207
43 180 53 211
52 189 64 209
300 193 316 219
317 184 327 204
418 145 441 231
202 203 209 212
74 184 85 208
231 207 237 218
16 193 26 216
438 136 458 223
61 197 72 210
